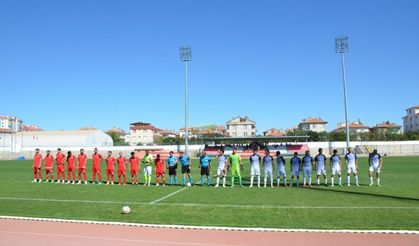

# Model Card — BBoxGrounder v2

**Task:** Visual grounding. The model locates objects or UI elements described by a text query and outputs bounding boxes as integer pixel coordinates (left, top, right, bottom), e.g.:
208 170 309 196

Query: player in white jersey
345 147 359 186
215 149 227 188
368 149 383 187
329 149 342 186
314 148 327 186
301 150 314 187
249 149 261 188
262 149 274 188
275 151 287 187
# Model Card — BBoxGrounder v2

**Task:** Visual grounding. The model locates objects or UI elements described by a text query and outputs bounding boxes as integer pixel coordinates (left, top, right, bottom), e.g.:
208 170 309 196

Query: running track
0 218 418 246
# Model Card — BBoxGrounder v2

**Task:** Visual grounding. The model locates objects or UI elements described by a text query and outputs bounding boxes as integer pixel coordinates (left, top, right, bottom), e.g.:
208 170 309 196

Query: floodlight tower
335 36 350 150
180 46 192 156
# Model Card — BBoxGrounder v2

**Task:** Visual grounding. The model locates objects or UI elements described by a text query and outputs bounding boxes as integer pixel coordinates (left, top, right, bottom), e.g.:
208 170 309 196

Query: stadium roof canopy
202 136 309 144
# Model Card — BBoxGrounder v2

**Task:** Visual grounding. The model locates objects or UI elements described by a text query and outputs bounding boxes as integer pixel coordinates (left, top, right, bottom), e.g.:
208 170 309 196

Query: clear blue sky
1 0 418 133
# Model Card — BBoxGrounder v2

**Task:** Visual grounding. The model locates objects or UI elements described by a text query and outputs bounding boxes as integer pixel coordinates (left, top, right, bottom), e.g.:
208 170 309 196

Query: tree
107 132 129 146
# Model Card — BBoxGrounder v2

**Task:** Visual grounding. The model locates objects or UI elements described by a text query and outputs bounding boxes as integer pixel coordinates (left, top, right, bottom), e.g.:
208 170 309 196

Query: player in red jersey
77 149 88 185
32 148 43 183
44 150 54 183
155 154 165 186
92 147 103 184
66 151 76 184
56 148 66 183
105 151 115 185
117 152 127 185
129 151 140 185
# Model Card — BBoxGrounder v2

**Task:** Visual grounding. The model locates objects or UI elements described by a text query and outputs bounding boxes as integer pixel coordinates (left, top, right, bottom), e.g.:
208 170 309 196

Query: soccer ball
121 206 130 214
186 182 191 187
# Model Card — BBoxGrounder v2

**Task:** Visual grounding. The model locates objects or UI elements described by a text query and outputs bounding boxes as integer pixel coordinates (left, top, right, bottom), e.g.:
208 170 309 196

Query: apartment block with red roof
370 121 401 134
402 106 419 132
333 121 369 134
128 122 162 146
298 117 328 133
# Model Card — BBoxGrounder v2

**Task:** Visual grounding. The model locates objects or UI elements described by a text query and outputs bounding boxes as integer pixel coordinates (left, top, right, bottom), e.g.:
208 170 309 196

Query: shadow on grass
309 185 419 203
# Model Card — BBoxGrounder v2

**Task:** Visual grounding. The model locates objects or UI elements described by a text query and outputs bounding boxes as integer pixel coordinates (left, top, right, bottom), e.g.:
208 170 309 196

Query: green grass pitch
0 156 418 230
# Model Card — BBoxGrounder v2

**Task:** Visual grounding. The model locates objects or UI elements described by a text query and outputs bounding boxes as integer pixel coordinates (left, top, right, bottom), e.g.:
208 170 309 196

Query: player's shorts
156 171 164 177
331 166 341 176
45 168 52 174
217 167 226 177
250 165 260 176
106 169 114 175
369 165 380 173
67 166 75 172
291 169 300 176
264 168 273 177
92 166 101 174
168 166 177 175
78 167 86 173
57 165 64 173
277 167 286 177
181 165 191 174
130 169 138 176
200 166 209 176
230 165 241 178
118 168 126 176
33 166 40 173
347 166 357 174
316 168 326 176
143 166 152 175
303 167 312 177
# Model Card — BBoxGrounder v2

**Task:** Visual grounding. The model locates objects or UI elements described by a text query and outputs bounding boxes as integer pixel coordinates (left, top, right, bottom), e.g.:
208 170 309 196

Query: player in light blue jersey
345 147 359 186
302 150 314 187
275 151 287 187
166 151 178 185
329 149 342 186
262 150 274 188
179 151 192 186
314 148 327 186
215 149 227 188
290 152 301 187
249 148 261 188
368 149 383 186
199 151 211 186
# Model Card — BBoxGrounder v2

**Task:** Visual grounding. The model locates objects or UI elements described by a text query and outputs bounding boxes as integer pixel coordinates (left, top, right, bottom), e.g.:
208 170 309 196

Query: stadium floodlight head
180 46 192 62
335 36 349 53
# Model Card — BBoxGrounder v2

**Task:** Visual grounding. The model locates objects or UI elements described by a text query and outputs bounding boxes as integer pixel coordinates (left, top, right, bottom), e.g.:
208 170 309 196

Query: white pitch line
0 230 240 246
149 187 188 204
1 215 418 234
1 196 419 210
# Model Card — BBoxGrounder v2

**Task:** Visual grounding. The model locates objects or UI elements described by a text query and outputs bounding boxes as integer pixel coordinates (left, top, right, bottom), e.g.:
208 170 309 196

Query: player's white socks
355 176 359 186
347 176 350 186
324 178 327 185
270 177 273 187
308 177 312 186
331 177 334 186
257 176 260 187
264 177 267 187
277 178 280 186
339 177 342 186
369 176 373 185
303 177 306 186
222 177 226 187
250 175 254 187
317 178 320 185
377 178 380 186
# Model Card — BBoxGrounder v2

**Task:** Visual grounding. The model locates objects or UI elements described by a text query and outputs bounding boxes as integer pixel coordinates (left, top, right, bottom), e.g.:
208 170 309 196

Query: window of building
244 132 248 137
232 132 237 137
243 125 247 129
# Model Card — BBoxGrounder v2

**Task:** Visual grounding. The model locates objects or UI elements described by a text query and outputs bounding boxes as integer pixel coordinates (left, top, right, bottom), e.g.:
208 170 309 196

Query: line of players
31 146 383 187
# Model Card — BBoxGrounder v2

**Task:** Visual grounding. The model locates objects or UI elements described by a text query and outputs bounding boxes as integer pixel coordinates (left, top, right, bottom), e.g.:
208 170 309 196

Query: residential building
370 121 401 134
226 116 256 137
334 121 370 134
0 115 22 132
179 124 227 138
298 117 328 133
263 128 285 137
402 106 419 132
22 124 43 132
128 122 162 145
